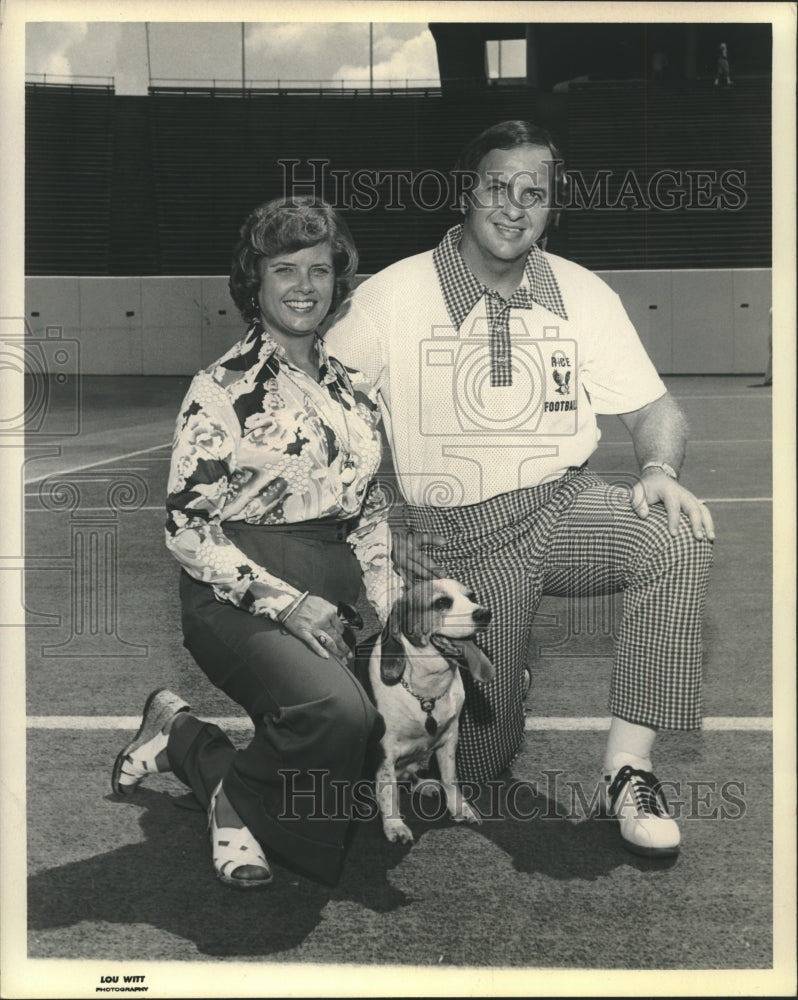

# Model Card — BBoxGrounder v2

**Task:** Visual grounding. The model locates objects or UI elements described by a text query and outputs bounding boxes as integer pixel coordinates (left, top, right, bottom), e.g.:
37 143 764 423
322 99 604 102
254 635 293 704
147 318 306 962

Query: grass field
3 373 795 998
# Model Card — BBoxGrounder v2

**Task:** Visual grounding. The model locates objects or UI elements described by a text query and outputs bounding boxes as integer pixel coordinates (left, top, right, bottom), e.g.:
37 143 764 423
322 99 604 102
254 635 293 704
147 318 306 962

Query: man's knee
633 507 714 577
669 511 714 563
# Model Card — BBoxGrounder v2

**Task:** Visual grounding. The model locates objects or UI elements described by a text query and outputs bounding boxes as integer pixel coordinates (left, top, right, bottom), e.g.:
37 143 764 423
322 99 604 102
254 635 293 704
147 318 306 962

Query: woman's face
256 242 335 341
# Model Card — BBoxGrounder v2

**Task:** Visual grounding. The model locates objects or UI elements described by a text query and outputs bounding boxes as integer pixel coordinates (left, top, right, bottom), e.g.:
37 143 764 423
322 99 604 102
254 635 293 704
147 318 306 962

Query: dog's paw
450 799 482 826
383 818 414 843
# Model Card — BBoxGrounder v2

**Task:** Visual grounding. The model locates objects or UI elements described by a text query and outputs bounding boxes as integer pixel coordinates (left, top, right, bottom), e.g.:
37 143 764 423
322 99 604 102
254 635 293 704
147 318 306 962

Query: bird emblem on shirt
553 369 571 396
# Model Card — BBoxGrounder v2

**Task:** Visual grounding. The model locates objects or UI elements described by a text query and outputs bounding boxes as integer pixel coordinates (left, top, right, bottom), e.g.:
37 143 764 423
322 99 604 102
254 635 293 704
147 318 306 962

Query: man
325 120 714 858
714 43 733 86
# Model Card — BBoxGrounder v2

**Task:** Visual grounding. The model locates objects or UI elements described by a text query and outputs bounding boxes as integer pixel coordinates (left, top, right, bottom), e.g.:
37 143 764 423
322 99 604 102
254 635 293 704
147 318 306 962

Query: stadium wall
24 80 772 375
25 267 770 376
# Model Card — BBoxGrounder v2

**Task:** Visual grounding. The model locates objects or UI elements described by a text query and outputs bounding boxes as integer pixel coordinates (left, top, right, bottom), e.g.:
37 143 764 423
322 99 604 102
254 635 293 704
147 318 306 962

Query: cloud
26 22 89 80
246 22 372 83
23 21 440 94
333 28 439 85
245 22 438 87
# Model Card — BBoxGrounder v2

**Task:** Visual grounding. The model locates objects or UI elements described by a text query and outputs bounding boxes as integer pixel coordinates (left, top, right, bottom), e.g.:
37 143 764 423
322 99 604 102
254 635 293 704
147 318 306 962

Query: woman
112 197 399 888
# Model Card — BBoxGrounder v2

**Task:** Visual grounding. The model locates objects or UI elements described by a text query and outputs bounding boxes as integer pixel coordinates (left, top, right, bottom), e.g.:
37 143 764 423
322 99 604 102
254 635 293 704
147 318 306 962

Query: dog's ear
455 640 496 684
379 612 406 685
405 616 433 647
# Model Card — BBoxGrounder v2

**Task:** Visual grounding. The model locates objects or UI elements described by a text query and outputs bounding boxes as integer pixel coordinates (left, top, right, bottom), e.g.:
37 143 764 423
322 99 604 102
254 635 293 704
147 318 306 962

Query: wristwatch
642 461 678 480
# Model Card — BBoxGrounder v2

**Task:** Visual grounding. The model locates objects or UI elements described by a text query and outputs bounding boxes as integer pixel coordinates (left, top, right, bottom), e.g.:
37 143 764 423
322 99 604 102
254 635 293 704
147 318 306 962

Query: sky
24 21 445 92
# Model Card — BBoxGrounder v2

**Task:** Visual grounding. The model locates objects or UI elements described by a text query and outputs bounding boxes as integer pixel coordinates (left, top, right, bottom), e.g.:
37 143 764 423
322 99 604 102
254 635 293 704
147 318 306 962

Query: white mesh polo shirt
325 225 666 508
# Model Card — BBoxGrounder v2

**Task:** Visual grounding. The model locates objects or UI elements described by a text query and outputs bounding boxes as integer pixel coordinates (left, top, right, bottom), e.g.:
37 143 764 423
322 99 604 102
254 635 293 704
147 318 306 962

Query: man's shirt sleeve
324 289 387 390
573 274 667 415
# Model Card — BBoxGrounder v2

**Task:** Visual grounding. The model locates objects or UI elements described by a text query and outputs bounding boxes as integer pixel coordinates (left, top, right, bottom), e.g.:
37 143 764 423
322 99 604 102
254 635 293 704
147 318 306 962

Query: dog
357 579 494 843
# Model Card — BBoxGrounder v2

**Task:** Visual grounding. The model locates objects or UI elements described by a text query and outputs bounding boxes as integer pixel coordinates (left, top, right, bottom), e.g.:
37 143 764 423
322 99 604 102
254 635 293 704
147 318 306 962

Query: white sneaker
600 752 680 857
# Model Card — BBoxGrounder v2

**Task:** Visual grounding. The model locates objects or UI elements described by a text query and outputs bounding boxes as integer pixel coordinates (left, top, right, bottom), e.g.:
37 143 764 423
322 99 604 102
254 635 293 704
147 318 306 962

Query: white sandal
112 688 190 795
208 781 273 888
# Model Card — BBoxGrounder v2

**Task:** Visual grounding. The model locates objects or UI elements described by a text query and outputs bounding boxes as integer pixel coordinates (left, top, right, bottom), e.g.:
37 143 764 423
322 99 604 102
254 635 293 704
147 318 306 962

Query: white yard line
26 715 773 733
22 434 770 494
700 497 772 503
24 442 171 486
669 394 772 400
597 439 771 445
523 716 772 732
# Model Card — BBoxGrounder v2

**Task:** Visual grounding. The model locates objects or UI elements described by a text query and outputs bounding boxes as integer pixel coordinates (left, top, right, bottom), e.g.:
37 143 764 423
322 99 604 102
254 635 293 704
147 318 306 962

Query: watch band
642 461 678 480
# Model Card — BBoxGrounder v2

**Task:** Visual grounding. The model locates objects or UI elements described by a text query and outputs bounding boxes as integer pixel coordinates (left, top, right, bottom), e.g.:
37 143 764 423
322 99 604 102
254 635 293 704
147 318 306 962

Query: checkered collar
432 224 569 331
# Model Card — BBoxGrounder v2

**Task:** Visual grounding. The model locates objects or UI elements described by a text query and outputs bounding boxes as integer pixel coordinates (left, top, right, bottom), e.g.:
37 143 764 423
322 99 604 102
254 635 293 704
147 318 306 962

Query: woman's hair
229 196 359 323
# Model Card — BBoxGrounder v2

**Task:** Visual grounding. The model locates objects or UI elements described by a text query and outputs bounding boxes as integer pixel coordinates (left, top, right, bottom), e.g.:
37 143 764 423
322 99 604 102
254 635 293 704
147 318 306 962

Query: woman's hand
281 594 351 661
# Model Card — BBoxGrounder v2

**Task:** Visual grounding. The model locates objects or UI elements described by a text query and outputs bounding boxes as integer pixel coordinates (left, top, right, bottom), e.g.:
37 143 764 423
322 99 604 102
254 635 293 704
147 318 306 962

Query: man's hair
453 120 562 178
229 197 358 323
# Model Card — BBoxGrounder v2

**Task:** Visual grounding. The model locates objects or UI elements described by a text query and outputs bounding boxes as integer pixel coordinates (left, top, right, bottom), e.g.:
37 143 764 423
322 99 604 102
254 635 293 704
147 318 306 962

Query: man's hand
631 469 715 541
391 528 447 581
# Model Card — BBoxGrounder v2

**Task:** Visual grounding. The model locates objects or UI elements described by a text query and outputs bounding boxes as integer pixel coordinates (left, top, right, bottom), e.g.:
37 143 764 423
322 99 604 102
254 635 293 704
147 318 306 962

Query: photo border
2 2 795 997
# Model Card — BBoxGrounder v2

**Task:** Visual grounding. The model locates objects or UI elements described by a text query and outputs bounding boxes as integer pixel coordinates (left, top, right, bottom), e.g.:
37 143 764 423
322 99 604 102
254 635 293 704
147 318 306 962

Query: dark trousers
167 521 383 885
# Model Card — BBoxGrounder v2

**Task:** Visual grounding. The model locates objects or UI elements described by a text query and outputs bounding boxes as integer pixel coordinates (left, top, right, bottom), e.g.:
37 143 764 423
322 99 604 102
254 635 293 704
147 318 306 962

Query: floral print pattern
165 322 400 622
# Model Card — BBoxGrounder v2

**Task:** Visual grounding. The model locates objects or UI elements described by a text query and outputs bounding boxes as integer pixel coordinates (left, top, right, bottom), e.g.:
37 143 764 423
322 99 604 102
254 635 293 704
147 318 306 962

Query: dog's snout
472 607 492 627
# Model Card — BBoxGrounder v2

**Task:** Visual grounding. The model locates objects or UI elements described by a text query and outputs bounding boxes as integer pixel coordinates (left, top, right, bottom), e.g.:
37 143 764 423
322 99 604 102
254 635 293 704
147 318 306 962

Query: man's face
461 143 555 267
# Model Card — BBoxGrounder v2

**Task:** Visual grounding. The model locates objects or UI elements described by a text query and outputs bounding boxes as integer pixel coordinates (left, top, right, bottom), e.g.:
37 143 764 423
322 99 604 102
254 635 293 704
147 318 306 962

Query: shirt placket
487 292 513 387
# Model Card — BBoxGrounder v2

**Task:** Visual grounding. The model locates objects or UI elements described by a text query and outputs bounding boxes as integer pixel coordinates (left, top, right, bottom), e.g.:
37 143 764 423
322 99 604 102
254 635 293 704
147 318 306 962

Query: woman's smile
257 242 335 342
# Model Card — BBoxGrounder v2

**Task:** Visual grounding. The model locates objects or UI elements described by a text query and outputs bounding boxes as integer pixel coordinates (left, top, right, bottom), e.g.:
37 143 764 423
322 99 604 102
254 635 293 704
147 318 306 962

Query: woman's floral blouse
165 322 400 623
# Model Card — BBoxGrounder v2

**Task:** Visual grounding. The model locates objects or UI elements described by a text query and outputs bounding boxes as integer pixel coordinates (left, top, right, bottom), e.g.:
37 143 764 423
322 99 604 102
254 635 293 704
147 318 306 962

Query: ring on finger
317 633 328 646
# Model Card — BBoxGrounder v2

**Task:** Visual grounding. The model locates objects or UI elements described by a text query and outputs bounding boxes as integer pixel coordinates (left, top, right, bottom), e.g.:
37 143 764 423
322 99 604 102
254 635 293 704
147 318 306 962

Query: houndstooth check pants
404 466 714 783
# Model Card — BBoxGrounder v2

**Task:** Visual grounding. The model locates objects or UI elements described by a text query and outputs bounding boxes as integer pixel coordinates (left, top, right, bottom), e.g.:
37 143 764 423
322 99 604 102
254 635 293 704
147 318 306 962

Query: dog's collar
399 676 439 735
